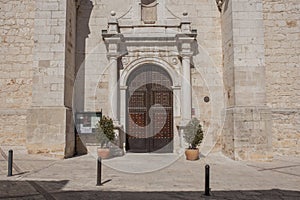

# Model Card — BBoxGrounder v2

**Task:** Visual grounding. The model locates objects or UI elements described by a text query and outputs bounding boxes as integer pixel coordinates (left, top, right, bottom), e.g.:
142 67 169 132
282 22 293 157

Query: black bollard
97 157 102 186
8 150 13 177
204 164 210 196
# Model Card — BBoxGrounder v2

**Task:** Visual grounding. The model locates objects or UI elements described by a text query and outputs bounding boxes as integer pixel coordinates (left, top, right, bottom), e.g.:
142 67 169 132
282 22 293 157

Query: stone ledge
272 108 300 114
0 109 27 115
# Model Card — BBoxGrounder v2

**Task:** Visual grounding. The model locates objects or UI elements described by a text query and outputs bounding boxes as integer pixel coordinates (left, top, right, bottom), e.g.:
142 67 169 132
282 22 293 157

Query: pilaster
27 0 77 158
176 12 197 125
102 12 124 126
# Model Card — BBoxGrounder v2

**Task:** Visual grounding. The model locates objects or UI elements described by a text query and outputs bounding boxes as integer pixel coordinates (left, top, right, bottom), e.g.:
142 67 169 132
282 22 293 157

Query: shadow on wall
74 0 93 112
74 0 94 155
0 180 299 200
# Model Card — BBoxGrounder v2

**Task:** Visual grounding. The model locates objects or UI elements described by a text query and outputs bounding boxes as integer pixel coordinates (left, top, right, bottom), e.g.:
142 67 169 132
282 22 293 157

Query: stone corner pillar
26 0 77 158
221 0 272 161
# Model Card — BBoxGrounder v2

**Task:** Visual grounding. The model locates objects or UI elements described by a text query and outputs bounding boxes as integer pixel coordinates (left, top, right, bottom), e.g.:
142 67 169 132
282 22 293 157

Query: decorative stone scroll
141 0 157 24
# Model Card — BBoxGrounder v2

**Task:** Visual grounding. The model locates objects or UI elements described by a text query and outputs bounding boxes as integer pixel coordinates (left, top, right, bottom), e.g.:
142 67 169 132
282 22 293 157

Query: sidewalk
0 146 299 199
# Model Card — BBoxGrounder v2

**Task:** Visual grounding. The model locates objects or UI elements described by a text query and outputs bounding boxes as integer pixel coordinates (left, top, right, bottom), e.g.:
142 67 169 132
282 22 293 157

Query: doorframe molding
120 59 180 152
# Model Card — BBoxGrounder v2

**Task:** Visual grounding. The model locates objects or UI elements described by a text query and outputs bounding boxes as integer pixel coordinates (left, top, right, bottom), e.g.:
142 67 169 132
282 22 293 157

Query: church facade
0 0 299 160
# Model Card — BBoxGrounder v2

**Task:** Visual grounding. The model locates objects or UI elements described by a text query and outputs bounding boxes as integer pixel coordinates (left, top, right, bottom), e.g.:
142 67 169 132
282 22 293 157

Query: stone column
120 86 127 149
108 56 119 124
181 53 192 124
172 86 181 117
120 86 128 130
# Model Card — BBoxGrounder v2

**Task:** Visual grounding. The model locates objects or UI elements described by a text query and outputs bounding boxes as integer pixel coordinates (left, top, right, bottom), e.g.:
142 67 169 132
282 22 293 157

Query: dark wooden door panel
127 138 148 153
127 65 173 153
127 110 149 152
128 111 147 138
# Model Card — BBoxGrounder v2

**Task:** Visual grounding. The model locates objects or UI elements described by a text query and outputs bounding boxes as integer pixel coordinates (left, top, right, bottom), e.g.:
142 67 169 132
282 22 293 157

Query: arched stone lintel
120 57 180 88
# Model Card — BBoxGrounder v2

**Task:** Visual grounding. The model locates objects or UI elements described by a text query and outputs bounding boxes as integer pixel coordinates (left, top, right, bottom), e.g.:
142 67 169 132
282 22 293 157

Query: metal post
97 157 102 186
8 150 13 177
204 164 210 196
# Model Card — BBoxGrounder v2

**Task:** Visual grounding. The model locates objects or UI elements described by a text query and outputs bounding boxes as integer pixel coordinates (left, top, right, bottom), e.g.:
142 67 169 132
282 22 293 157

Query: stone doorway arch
102 3 198 154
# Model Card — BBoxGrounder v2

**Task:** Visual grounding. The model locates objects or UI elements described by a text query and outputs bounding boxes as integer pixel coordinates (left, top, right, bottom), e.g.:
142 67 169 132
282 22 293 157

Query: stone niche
141 0 157 24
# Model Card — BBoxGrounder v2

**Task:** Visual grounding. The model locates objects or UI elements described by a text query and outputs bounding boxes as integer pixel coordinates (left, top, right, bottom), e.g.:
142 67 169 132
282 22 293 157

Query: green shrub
96 115 115 148
183 118 204 149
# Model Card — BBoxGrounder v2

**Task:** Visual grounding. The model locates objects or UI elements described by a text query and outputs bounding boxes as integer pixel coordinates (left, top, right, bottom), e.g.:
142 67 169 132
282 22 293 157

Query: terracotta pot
97 148 110 159
185 148 199 160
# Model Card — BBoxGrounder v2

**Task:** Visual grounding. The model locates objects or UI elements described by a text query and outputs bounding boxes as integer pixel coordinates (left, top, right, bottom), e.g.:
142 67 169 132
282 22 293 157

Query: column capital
107 53 121 59
180 52 193 58
171 85 181 90
102 34 124 43
176 34 197 43
176 33 196 58
120 86 128 90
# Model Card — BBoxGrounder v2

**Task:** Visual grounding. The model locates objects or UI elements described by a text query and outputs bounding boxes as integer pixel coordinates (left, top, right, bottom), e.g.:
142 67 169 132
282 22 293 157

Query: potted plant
183 118 204 160
95 115 115 159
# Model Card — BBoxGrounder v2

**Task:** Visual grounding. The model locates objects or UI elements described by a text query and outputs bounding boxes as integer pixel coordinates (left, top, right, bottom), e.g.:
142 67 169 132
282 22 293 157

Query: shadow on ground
0 180 299 200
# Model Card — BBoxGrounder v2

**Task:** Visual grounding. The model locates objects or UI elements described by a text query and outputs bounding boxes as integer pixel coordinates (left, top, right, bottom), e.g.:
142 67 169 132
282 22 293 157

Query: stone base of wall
0 110 27 146
222 106 273 161
26 106 75 158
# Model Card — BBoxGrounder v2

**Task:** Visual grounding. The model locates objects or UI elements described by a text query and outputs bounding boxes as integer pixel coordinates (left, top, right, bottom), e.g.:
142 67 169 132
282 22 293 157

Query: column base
180 119 190 127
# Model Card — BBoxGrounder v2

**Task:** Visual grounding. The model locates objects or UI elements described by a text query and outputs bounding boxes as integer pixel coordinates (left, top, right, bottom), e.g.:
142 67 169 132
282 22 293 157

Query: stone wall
0 111 27 145
0 0 35 146
272 110 300 155
263 0 300 155
31 0 67 107
1 0 298 158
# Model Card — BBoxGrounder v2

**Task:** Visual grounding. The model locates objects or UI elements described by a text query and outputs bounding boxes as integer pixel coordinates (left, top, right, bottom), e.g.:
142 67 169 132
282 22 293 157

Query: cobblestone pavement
0 146 299 199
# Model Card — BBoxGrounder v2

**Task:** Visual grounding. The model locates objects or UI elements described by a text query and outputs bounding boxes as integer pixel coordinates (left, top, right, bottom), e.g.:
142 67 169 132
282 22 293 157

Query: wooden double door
126 65 173 153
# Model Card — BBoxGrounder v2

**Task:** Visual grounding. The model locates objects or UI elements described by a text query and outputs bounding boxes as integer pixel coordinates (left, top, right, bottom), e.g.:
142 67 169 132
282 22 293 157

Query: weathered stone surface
26 107 74 158
222 107 273 161
0 0 35 147
263 0 300 156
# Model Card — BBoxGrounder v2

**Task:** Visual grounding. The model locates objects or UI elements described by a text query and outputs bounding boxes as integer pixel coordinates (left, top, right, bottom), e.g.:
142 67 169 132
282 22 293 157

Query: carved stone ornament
172 57 178 65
